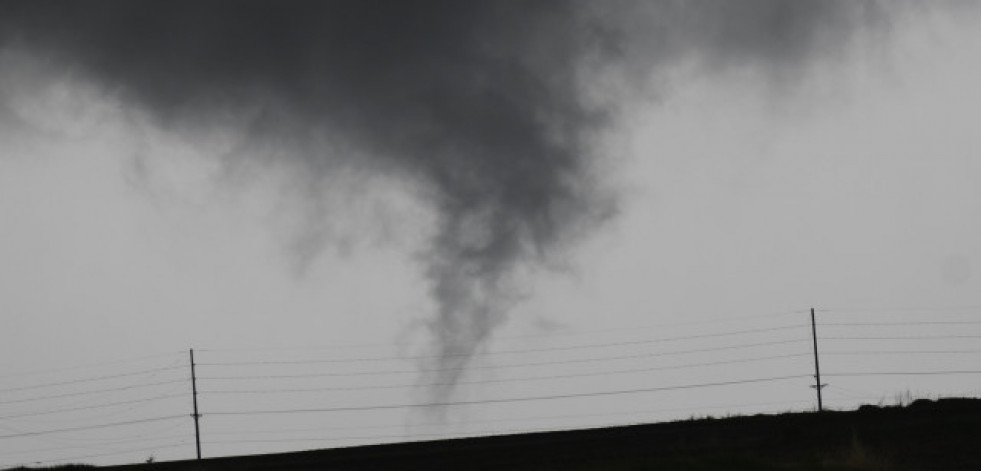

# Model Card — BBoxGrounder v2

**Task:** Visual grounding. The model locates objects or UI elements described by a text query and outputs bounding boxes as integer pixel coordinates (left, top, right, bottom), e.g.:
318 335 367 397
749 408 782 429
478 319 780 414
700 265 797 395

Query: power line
205 426 583 446
820 334 981 341
5 306 978 466
0 393 187 420
0 415 186 440
586 309 806 330
204 397 813 440
207 374 808 417
208 425 667 449
0 365 186 394
196 310 805 354
820 321 981 327
0 351 185 382
204 397 802 448
198 325 808 367
824 349 981 356
825 370 981 378
200 338 808 381
200 352 811 395
0 378 189 406
490 311 806 343
824 305 981 313
11 419 190 446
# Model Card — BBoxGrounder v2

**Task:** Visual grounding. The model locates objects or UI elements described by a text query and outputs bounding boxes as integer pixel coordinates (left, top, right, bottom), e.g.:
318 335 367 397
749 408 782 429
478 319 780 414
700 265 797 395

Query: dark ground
17 398 981 471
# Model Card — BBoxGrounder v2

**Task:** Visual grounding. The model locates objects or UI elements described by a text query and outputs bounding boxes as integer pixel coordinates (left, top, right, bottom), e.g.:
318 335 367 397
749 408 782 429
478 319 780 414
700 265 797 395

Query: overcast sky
2 1 981 466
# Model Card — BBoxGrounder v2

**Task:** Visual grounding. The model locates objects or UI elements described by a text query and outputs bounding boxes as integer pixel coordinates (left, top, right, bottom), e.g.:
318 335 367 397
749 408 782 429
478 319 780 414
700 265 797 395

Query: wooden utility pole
190 349 202 460
809 308 826 412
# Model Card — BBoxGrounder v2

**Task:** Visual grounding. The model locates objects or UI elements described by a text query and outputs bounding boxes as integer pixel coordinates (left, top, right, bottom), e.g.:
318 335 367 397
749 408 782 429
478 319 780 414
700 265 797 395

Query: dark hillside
40 398 981 470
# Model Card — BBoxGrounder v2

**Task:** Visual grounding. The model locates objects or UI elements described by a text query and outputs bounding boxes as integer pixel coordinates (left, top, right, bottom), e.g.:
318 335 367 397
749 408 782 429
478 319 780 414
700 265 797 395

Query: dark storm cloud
0 0 895 400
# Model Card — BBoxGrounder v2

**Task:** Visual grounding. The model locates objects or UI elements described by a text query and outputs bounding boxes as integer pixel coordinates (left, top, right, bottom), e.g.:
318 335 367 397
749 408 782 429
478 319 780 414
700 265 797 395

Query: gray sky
2 1 981 466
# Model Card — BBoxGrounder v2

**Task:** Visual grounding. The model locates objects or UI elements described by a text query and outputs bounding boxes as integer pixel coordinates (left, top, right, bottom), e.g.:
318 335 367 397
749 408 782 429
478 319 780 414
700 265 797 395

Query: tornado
0 0 899 402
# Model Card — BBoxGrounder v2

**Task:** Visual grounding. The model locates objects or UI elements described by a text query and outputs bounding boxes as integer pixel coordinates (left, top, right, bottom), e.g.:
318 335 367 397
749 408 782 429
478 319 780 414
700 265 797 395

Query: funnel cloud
0 0 899 400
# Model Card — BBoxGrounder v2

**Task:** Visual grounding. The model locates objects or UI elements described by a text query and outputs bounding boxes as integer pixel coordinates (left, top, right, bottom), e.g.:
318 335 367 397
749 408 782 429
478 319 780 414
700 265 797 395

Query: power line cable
205 427 570 446
206 396 814 448
486 311 806 343
200 338 809 381
1 372 189 431
0 415 186 440
198 325 808 367
207 374 808 416
825 370 981 378
819 321 981 327
14 418 189 447
0 393 187 420
0 378 189 406
824 305 981 313
205 397 813 439
824 349 981 355
820 334 981 341
200 352 811 395
0 365 186 394
197 310 806 354
584 309 807 330
0 351 185 382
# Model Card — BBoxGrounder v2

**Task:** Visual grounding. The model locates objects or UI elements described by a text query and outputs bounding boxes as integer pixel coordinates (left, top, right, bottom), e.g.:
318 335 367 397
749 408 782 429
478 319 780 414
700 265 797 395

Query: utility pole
189 349 202 460
809 308 826 412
